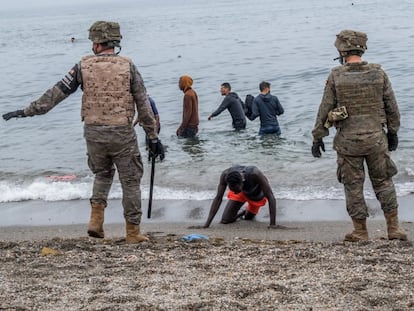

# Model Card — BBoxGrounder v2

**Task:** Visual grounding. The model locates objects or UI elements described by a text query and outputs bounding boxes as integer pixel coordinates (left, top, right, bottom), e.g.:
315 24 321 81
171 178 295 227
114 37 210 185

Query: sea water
1 0 413 206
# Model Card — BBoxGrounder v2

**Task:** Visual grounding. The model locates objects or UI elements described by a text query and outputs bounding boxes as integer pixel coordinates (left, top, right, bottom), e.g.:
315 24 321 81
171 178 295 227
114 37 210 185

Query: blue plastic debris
180 234 209 242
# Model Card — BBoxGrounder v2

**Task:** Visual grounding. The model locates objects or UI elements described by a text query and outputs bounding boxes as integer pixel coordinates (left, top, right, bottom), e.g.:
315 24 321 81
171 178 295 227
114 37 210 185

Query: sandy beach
1 0 414 308
1 197 413 310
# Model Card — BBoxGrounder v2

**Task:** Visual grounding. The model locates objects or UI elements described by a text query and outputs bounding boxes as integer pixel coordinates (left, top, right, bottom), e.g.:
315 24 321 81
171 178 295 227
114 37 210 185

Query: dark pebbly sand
1 219 413 311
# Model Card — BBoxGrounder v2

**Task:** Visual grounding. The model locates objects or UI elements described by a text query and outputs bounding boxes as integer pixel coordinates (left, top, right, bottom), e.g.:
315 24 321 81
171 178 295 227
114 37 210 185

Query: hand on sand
267 224 289 230
187 225 207 229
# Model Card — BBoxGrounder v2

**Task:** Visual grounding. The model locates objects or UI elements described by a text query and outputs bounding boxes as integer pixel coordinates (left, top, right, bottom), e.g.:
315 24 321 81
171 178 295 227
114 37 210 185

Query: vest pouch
324 106 348 128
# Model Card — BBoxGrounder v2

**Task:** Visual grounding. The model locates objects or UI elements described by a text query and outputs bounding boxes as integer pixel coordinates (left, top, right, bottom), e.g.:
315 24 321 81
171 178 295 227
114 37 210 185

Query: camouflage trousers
86 136 144 225
336 146 398 219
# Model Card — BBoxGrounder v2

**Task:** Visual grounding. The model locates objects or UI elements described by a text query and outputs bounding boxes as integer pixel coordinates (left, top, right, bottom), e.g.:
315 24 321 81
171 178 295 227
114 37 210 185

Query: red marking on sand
45 175 77 181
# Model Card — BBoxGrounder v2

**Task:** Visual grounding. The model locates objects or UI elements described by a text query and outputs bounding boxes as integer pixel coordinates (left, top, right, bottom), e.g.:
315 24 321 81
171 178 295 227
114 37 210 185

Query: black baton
147 155 156 218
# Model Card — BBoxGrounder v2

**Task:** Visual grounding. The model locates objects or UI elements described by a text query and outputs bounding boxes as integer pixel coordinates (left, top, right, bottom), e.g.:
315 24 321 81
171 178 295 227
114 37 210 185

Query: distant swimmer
199 165 278 229
71 37 75 43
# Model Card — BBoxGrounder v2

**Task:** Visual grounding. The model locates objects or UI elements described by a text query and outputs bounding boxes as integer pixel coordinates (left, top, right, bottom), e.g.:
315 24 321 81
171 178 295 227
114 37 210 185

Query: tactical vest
332 62 387 155
80 55 134 125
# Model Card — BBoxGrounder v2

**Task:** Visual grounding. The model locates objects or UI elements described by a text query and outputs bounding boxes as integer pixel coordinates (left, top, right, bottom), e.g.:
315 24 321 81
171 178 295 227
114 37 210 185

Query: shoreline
1 219 413 243
0 195 413 242
1 195 413 224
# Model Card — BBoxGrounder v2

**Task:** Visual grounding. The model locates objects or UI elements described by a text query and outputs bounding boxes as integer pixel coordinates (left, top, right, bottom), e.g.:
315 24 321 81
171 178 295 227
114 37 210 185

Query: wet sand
1 194 413 226
1 195 413 242
0 219 413 243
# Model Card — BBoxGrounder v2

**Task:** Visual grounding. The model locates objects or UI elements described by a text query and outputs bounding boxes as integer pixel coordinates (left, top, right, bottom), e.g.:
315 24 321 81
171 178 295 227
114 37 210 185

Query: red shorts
227 190 267 215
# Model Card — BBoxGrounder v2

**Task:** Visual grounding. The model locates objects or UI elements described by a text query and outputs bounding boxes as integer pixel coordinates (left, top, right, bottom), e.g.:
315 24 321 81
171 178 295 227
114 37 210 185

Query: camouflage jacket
23 54 157 140
312 61 400 155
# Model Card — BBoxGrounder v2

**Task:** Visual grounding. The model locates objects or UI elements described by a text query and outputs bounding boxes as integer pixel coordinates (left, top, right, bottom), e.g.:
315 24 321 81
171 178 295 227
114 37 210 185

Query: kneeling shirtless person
202 165 277 228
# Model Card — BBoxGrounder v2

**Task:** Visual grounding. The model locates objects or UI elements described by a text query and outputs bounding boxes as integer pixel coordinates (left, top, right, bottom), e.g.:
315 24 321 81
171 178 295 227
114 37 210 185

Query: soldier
311 29 407 241
2 21 165 243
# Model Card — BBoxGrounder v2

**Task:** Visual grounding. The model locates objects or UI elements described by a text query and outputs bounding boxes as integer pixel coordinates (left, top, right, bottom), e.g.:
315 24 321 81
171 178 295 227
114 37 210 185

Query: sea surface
1 0 413 208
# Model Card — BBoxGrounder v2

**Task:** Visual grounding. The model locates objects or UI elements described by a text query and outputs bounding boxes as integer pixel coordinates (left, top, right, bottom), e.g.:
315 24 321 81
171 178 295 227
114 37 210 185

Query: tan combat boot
125 221 149 243
87 203 105 238
384 209 407 241
344 218 369 242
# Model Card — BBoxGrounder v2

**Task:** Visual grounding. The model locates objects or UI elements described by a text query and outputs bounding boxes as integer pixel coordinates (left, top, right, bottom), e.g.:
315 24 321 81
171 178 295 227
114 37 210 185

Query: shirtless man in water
201 165 277 228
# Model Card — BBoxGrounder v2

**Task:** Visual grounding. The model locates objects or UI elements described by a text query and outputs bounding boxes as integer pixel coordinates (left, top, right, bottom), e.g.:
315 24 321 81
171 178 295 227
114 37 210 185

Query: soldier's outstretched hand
3 110 26 121
187 225 206 229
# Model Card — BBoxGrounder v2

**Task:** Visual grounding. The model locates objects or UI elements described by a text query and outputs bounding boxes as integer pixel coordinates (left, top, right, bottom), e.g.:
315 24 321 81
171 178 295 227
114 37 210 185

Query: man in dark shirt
208 82 246 131
250 81 284 135
134 95 162 160
201 165 277 228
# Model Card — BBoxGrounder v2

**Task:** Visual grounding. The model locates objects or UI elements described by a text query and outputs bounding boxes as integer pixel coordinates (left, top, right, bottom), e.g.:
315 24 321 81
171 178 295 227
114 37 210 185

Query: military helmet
88 21 122 44
334 29 367 53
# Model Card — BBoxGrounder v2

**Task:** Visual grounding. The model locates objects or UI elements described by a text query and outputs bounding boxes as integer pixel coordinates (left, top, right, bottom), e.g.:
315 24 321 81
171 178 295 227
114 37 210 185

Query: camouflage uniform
24 51 157 226
1 21 162 242
312 59 400 219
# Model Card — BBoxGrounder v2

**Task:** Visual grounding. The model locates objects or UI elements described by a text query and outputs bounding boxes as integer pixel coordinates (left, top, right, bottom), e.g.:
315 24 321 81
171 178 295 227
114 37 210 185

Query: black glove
387 131 398 151
149 138 165 161
3 110 26 121
311 139 325 158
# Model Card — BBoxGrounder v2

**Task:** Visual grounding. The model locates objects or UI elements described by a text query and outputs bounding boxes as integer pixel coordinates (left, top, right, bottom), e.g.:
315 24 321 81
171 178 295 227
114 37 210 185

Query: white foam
0 180 215 203
0 180 91 202
406 167 414 176
396 182 414 196
0 179 412 203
